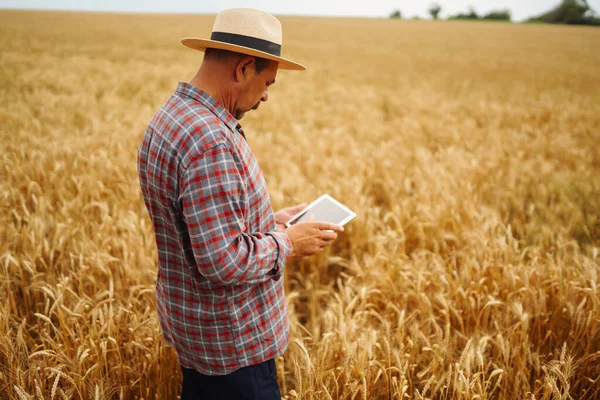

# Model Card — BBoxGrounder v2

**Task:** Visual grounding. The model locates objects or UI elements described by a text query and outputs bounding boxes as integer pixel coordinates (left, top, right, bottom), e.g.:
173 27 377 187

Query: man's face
234 60 278 120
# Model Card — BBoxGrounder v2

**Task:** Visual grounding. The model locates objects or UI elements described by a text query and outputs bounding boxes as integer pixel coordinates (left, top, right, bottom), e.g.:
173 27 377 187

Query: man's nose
261 89 268 102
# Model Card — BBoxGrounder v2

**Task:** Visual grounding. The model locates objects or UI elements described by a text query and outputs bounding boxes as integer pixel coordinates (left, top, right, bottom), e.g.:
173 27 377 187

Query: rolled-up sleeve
266 231 293 279
179 144 291 286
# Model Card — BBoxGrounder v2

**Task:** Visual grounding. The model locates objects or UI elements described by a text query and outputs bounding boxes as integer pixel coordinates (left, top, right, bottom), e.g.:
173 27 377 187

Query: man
136 8 344 400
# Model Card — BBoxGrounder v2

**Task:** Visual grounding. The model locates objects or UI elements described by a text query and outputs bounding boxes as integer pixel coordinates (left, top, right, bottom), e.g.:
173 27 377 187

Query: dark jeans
180 359 281 400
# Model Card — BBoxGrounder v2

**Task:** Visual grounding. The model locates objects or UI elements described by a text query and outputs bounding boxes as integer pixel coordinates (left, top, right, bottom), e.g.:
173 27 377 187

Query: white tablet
285 194 356 228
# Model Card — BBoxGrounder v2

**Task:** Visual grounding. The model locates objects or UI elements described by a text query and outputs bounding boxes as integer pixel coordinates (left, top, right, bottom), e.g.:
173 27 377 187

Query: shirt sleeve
179 144 292 286
266 231 293 280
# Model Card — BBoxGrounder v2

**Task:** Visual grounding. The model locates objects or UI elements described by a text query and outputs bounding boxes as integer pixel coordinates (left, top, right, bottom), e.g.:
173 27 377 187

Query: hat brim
181 38 306 71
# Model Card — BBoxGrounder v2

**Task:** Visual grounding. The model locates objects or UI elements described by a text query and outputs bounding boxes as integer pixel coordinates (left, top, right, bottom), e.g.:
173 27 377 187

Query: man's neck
188 63 236 116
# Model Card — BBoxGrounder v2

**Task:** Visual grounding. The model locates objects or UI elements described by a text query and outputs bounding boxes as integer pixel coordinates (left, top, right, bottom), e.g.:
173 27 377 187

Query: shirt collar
175 81 245 138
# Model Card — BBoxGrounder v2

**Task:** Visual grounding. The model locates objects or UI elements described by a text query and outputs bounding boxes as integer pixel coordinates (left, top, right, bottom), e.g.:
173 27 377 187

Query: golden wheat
1 10 599 399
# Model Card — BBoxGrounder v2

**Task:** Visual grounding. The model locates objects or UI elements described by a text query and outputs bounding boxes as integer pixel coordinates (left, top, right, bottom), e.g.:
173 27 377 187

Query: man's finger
319 239 335 248
320 231 338 241
314 222 344 232
287 203 306 214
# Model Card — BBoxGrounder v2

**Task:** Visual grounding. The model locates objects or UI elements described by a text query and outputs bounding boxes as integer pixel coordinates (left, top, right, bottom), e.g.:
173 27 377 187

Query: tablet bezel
284 194 356 228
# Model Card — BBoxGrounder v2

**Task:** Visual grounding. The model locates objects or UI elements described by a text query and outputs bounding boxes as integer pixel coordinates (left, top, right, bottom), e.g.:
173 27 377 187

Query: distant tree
389 9 402 19
428 3 442 20
449 6 479 20
483 9 512 21
466 6 479 19
528 0 600 25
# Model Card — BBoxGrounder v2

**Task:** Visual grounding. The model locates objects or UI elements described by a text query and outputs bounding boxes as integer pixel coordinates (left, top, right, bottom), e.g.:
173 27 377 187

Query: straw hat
181 8 306 71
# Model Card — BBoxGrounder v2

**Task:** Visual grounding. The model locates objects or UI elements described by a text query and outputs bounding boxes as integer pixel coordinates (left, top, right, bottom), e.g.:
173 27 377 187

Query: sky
2 0 600 22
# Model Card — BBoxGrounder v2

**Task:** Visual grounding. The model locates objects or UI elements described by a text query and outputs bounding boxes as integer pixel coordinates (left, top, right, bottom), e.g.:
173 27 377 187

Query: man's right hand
285 222 344 258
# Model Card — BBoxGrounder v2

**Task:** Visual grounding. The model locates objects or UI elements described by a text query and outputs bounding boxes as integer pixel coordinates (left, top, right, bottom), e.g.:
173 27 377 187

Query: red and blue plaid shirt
137 82 292 375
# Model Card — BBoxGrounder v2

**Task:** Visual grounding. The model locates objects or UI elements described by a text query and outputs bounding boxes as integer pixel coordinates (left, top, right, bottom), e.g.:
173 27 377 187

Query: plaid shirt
137 82 292 375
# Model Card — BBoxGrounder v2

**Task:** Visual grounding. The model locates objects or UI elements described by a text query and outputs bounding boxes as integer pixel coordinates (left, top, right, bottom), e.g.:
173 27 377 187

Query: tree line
389 0 600 26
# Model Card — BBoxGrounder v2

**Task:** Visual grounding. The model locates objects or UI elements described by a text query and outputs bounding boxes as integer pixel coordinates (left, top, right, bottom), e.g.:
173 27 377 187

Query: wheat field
1 10 599 399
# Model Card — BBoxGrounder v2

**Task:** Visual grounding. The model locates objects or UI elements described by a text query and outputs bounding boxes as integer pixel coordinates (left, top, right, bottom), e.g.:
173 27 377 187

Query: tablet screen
289 196 354 226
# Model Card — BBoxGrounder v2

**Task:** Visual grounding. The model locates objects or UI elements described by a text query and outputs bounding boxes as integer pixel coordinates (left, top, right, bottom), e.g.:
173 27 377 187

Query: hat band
210 32 281 57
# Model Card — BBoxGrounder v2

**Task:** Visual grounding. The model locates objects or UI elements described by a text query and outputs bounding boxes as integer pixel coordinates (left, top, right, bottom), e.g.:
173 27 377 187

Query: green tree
528 0 600 25
389 9 402 19
449 7 479 20
428 3 442 20
483 9 512 21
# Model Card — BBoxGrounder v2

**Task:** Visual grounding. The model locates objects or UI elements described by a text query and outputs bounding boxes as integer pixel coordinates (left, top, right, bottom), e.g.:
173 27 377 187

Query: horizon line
0 6 535 22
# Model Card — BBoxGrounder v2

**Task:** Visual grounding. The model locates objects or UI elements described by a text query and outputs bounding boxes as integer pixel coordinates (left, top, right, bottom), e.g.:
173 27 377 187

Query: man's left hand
274 203 307 232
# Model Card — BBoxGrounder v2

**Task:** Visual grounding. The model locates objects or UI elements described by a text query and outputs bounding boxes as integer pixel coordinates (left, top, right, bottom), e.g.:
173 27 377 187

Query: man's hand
285 222 344 258
274 203 307 232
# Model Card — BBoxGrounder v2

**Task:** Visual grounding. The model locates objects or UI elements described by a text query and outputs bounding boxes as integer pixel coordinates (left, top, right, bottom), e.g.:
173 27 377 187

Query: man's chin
236 108 257 120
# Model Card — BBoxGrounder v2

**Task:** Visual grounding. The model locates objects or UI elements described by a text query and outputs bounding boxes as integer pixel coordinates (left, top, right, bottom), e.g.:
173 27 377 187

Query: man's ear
235 56 256 82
